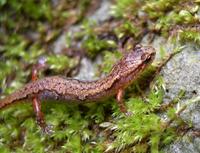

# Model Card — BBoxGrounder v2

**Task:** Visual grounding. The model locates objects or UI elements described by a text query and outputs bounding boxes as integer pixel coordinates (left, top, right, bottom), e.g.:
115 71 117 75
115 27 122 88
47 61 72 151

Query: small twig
153 46 185 75
149 46 185 90
162 96 200 130
158 90 185 112
191 129 200 137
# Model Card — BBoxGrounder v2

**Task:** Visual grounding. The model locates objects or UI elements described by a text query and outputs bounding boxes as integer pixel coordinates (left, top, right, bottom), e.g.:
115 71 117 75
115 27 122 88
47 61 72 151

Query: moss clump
79 20 117 58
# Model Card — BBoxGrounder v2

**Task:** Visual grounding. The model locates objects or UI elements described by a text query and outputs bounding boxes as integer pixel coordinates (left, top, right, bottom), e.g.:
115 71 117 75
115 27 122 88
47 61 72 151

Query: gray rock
164 136 200 153
89 0 112 23
145 36 200 153
74 55 102 80
162 45 200 100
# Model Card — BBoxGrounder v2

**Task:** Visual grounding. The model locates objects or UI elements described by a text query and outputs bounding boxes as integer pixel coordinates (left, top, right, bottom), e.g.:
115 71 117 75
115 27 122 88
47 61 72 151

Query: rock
74 55 102 80
164 135 200 153
89 0 112 23
144 36 200 153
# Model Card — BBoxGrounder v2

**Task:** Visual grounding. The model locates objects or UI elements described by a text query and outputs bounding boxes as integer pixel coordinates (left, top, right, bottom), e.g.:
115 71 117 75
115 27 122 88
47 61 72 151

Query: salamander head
125 44 156 67
111 44 156 80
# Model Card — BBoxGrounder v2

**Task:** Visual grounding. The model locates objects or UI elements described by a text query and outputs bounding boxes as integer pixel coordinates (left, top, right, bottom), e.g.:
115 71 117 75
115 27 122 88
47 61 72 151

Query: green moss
178 29 200 43
103 87 187 152
0 0 52 32
142 0 181 19
80 20 117 57
0 35 43 94
141 0 199 39
111 0 141 18
114 20 142 39
46 55 78 73
101 51 122 74
83 37 115 57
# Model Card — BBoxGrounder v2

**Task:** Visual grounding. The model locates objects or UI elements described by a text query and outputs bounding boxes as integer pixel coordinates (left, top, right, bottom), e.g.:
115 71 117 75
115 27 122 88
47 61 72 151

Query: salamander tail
0 88 29 109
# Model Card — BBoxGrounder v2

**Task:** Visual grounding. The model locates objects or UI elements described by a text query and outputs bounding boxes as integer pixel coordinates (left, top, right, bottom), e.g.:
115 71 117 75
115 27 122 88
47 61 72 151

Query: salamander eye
144 56 152 64
141 54 151 64
141 53 148 61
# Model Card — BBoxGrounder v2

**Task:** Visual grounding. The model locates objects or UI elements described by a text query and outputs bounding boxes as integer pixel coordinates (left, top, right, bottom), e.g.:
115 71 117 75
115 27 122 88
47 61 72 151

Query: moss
80 20 117 57
142 0 181 18
111 0 142 18
101 50 122 74
46 54 78 73
177 29 200 44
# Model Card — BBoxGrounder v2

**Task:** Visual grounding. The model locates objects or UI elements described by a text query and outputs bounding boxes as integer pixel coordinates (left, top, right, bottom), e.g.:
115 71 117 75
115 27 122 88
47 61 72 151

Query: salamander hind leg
32 97 53 134
31 60 53 134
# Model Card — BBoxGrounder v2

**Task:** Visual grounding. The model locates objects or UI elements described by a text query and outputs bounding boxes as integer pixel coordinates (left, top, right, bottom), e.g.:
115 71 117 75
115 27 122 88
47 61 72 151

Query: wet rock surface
150 38 200 153
164 136 200 153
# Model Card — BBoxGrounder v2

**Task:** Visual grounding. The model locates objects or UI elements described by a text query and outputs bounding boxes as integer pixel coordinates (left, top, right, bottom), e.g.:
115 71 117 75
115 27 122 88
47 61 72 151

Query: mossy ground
0 0 199 152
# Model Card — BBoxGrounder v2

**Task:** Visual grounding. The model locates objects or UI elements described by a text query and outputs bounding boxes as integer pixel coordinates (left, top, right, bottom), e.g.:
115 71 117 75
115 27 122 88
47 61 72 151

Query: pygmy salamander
0 44 156 132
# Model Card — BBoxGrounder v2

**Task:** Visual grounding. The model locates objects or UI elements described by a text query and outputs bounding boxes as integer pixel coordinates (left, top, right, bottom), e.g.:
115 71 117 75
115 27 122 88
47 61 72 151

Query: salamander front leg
116 89 132 116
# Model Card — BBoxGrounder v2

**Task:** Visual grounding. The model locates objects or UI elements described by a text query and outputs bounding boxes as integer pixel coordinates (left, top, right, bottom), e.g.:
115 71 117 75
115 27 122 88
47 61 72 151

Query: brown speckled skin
0 45 155 108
